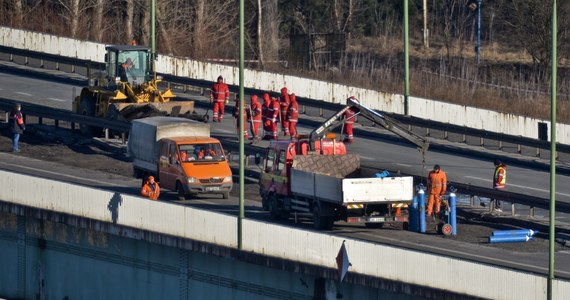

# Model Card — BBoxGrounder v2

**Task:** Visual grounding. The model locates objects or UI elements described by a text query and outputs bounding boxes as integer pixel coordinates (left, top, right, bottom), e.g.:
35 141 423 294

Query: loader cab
105 45 151 86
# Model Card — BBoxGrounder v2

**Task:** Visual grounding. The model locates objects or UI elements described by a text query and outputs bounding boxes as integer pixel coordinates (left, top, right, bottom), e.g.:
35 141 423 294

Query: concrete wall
0 170 569 299
1 26 568 144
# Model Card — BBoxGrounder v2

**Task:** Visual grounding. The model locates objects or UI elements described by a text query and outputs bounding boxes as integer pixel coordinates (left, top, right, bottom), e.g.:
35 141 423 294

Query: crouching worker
141 175 160 201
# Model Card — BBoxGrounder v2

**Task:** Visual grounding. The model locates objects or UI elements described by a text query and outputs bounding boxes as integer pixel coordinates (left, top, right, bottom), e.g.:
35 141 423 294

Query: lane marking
0 159 126 187
394 163 412 167
15 92 32 96
360 155 375 160
359 231 570 276
48 97 67 102
465 176 570 197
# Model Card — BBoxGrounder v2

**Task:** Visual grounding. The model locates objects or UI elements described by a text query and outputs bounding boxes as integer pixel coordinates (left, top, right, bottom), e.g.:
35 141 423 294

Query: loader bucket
107 100 196 122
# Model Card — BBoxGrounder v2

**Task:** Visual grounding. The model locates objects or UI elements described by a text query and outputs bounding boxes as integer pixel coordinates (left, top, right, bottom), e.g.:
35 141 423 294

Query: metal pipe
477 0 482 64
404 0 410 115
450 191 457 236
492 229 538 237
548 1 558 298
489 234 534 244
419 187 426 233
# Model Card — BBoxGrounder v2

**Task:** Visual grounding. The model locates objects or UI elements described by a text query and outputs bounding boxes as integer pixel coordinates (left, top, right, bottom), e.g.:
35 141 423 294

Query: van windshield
179 143 225 162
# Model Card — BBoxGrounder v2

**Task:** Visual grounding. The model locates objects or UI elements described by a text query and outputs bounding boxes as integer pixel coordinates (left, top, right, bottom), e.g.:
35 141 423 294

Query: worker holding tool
287 93 299 137
141 175 160 201
427 164 447 217
232 95 248 140
210 75 230 122
492 159 507 211
269 96 280 140
249 94 262 142
279 87 291 136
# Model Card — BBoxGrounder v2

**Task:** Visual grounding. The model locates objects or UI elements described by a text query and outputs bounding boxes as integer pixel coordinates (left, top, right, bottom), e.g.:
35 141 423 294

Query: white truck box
128 116 210 172
290 154 414 205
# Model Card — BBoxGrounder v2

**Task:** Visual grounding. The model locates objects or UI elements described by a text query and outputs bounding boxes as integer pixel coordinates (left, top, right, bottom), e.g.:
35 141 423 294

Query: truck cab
157 137 233 200
104 45 151 87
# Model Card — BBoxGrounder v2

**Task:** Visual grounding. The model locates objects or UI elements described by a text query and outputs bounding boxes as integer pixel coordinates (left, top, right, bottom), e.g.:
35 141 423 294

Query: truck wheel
176 182 187 200
78 94 99 137
313 205 334 230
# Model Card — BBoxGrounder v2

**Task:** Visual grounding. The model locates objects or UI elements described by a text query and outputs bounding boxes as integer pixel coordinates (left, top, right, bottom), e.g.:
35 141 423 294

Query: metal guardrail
1 46 569 216
0 98 131 134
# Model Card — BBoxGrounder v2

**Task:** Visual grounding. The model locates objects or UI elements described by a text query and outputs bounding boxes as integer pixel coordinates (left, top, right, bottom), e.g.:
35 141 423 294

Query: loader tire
78 95 99 137
268 194 281 219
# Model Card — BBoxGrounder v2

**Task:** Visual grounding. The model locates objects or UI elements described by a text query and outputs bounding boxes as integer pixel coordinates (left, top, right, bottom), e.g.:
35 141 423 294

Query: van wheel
313 204 334 230
176 182 187 200
222 191 230 199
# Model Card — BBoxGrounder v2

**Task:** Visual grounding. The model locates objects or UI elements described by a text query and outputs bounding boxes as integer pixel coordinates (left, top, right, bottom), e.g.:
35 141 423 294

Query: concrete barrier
1 25 569 144
0 169 569 299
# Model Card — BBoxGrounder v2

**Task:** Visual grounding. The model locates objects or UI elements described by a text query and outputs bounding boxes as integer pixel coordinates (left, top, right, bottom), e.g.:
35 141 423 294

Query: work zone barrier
2 26 570 144
0 169 569 299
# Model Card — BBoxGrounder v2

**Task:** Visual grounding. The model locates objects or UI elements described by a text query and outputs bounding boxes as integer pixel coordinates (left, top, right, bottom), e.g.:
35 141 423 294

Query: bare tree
257 0 264 68
93 0 105 42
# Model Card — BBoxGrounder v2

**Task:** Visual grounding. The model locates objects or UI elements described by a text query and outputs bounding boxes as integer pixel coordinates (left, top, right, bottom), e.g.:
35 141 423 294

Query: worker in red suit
342 106 357 143
264 96 280 140
287 93 299 137
210 75 230 122
249 94 262 142
232 95 248 140
279 87 290 136
261 93 271 140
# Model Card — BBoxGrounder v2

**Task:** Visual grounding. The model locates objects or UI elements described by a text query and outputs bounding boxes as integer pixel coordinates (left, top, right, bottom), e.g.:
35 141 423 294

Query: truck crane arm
308 97 429 155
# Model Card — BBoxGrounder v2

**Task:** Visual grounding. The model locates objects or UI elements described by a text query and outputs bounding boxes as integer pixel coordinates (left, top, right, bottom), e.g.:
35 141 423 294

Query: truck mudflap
346 215 409 223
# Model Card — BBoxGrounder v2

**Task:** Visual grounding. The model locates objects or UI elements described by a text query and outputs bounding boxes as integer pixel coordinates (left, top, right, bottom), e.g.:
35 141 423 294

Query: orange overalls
427 169 447 216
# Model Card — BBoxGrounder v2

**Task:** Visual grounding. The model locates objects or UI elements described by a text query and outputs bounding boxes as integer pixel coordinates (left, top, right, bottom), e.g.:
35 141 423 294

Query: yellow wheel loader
72 45 203 136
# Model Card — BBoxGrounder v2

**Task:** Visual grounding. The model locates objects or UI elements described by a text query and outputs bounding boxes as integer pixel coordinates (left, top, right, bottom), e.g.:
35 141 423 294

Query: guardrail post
517 144 522 154
319 108 323 117
480 137 484 147
54 120 59 128
425 128 430 137
9 53 13 62
470 195 474 207
71 64 75 73
121 133 126 144
489 199 495 213
529 206 535 218
40 59 44 68
510 203 515 216
38 117 42 125
24 56 28 65
71 122 75 131
55 62 59 70
498 140 503 150
302 105 306 114
462 133 466 143
444 130 448 140
104 128 109 140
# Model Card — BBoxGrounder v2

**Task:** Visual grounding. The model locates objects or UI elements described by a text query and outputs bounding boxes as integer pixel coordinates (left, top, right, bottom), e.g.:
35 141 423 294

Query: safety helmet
251 94 258 102
147 175 155 181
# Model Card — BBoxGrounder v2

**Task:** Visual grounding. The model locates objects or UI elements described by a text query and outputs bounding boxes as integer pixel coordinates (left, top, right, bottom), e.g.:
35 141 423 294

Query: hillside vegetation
1 0 569 121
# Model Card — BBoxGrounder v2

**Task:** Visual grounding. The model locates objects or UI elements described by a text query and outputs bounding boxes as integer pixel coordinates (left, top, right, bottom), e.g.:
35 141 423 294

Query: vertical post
422 0 429 48
238 0 245 250
548 1 557 299
477 0 482 64
450 192 457 236
404 0 410 115
419 188 426 233
151 0 156 62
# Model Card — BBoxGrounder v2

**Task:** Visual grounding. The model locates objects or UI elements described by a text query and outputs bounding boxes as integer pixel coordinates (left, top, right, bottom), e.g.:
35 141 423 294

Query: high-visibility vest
494 165 506 189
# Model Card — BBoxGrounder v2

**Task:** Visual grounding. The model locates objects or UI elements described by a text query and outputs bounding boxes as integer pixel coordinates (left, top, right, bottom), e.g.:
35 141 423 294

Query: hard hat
147 175 155 181
251 94 258 101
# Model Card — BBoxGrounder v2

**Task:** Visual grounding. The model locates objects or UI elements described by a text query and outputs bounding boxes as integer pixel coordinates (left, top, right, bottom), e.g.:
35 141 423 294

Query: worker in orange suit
210 75 230 122
141 175 160 201
232 95 248 140
287 93 299 137
427 164 447 217
261 93 272 140
269 96 280 140
342 106 357 143
279 87 291 136
492 159 507 211
249 94 262 141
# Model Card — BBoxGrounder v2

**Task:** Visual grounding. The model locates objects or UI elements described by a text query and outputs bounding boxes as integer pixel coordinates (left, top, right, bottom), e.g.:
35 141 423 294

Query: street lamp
468 0 482 64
